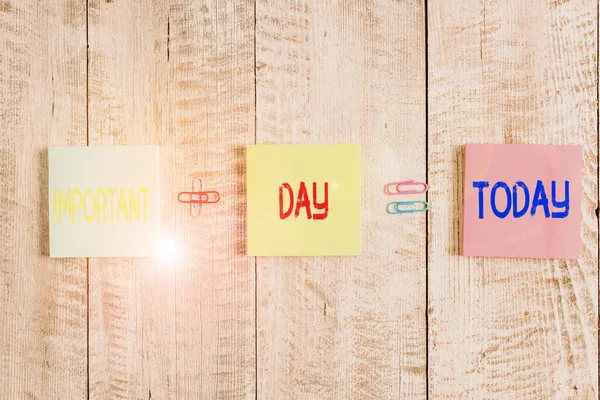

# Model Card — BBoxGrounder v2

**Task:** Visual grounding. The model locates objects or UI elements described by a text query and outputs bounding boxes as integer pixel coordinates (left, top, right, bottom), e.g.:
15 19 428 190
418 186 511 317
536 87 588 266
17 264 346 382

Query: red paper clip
178 178 220 217
385 180 428 195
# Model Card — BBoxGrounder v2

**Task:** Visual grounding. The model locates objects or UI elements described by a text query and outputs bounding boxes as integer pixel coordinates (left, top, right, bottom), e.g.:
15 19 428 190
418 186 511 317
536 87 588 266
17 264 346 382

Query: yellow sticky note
49 146 160 258
247 144 361 256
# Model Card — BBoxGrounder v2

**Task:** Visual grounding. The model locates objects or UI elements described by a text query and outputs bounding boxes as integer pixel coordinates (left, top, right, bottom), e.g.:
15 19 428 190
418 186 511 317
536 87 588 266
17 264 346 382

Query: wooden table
0 1 597 398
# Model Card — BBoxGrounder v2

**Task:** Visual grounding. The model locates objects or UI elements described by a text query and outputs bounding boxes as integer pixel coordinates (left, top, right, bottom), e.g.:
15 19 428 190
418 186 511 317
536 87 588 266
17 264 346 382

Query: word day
472 180 569 219
53 187 151 223
279 182 329 220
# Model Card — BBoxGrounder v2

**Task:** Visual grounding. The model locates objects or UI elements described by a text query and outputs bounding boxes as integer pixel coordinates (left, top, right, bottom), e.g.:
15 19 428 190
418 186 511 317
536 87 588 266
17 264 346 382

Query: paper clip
177 177 220 218
387 201 428 214
385 180 428 195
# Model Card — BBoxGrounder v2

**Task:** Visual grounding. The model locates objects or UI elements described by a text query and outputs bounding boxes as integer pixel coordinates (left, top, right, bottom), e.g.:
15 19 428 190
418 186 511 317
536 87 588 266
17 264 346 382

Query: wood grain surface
0 1 88 399
0 1 598 399
255 1 426 399
87 0 255 399
428 0 598 398
87 1 172 398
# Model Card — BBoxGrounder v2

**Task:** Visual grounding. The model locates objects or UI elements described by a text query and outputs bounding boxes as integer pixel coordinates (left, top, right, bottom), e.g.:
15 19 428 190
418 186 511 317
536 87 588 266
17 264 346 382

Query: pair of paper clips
385 180 429 214
177 177 221 218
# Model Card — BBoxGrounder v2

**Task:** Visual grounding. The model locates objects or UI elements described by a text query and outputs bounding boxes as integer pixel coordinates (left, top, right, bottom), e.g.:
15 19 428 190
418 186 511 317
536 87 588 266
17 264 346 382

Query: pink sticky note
462 144 582 259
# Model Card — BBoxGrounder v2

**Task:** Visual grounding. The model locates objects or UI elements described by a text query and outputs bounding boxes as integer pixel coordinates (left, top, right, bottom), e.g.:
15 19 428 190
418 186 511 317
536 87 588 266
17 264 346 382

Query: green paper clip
387 200 429 214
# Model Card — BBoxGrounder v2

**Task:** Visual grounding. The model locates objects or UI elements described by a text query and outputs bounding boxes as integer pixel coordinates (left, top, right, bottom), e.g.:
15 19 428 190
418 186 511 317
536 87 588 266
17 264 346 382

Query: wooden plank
169 1 256 398
428 1 598 398
0 0 88 398
87 1 176 398
255 1 426 398
87 0 256 398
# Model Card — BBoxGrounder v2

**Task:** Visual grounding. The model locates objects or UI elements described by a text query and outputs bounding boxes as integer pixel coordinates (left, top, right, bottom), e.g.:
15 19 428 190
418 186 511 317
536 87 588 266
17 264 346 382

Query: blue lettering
512 181 530 218
491 182 511 218
530 180 550 218
473 181 490 219
551 180 569 218
473 180 571 219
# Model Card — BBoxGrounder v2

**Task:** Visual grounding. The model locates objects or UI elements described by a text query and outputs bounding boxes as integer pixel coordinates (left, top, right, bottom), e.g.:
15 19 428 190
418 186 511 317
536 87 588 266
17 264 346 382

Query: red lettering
279 181 330 220
295 182 312 219
312 182 328 220
279 183 294 219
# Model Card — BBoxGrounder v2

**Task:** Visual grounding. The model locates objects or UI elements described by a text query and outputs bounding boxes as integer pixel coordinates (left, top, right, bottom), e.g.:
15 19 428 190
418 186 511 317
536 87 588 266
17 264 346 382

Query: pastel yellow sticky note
247 144 361 256
49 146 160 258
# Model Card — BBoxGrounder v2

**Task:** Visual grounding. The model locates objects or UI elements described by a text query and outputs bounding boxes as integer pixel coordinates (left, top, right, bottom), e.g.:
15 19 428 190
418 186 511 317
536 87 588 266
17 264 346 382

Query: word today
472 180 569 219
53 187 151 223
279 182 329 220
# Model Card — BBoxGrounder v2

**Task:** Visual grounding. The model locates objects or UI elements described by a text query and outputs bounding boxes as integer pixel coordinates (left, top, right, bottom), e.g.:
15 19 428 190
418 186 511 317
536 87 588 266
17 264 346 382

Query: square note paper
247 144 361 256
49 146 160 258
463 144 582 259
